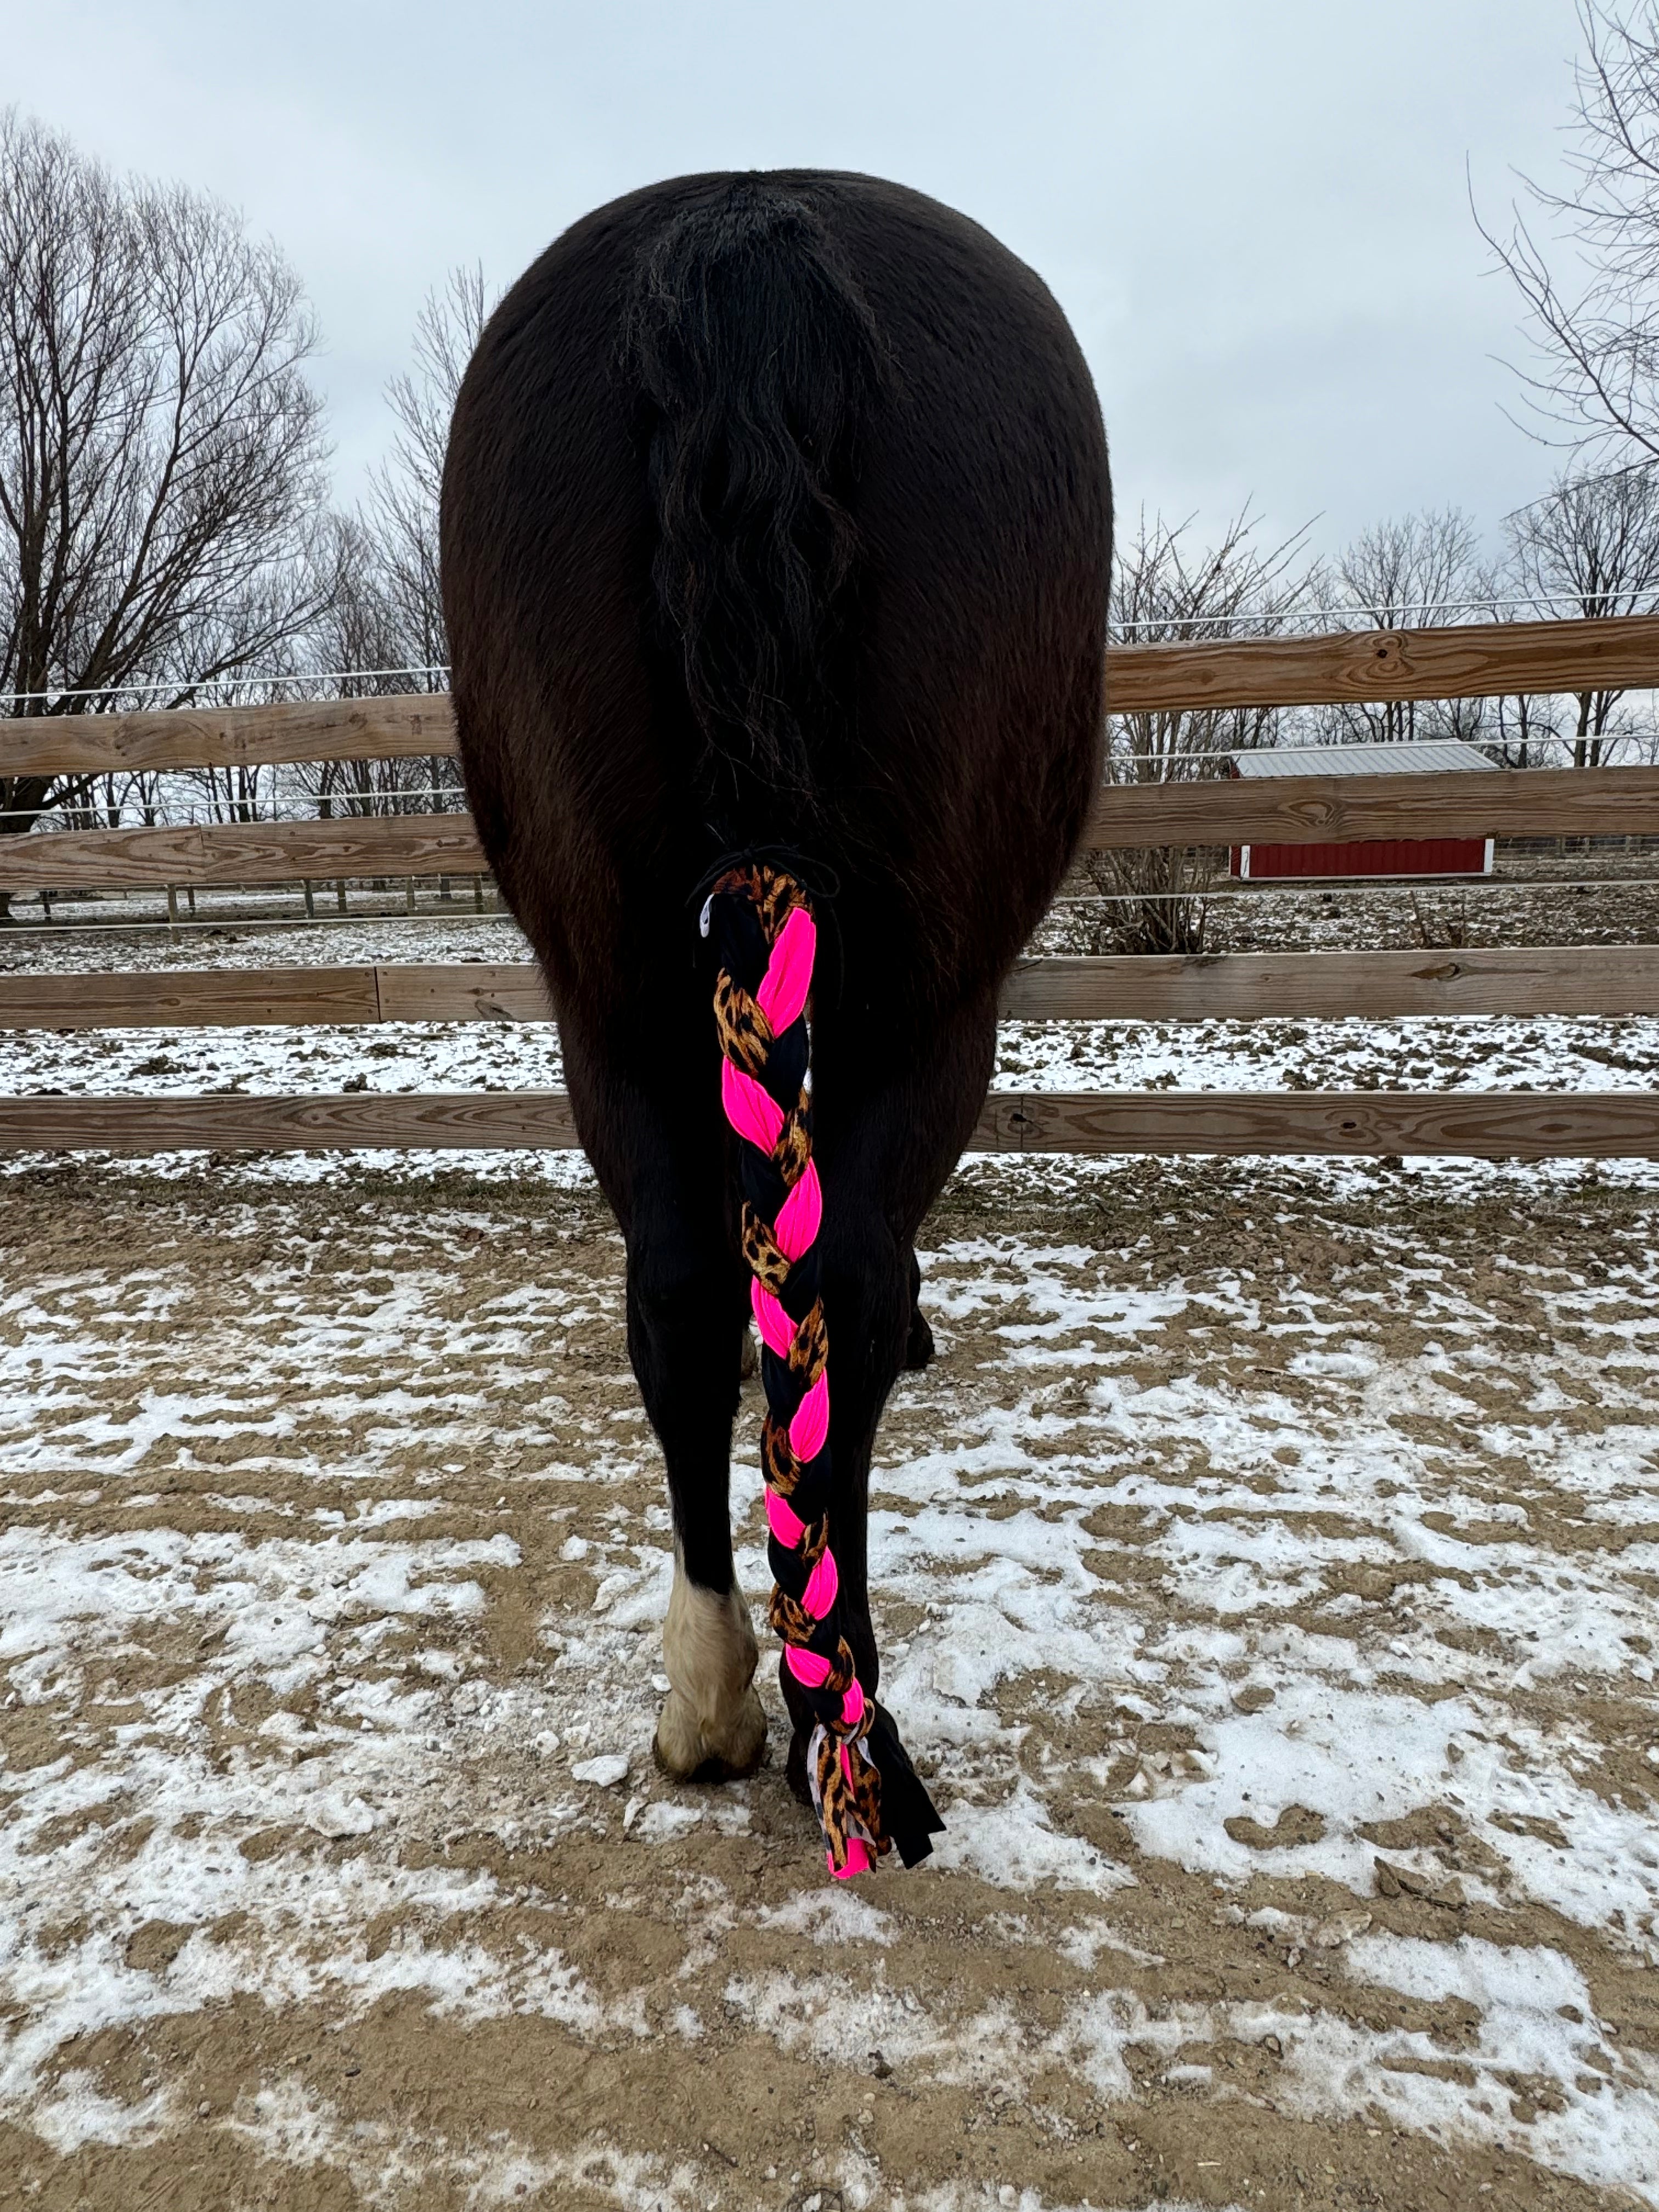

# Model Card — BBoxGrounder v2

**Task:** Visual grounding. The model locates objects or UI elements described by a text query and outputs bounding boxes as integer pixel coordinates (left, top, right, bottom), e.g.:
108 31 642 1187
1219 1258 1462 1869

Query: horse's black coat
442 170 1111 1799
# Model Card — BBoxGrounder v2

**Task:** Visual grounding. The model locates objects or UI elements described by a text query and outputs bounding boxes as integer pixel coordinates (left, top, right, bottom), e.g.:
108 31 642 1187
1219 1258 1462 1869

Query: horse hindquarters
445 170 1110 1878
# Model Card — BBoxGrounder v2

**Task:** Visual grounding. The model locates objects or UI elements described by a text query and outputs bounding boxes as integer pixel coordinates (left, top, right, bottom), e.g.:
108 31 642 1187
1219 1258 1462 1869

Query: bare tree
1088 507 1316 955
0 111 330 867
1476 1 1659 466
1321 508 1491 745
293 514 458 820
1501 465 1659 763
363 264 489 674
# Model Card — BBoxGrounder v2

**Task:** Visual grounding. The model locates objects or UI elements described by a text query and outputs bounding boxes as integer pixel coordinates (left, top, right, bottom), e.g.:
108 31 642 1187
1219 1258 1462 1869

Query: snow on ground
3 1143 1659 2209
4 904 1659 2205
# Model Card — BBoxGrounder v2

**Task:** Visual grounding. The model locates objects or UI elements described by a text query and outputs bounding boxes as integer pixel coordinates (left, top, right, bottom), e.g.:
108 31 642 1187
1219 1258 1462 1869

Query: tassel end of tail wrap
805 1706 944 1878
830 1838 873 1881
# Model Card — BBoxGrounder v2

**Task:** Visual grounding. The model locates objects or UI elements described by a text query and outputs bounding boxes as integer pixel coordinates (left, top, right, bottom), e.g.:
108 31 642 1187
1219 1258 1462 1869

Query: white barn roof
1231 741 1497 778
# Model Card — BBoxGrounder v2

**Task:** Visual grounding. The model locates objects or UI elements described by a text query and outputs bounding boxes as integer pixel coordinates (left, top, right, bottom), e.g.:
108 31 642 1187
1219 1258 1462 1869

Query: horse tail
623 177 883 811
702 861 944 1880
632 183 943 1877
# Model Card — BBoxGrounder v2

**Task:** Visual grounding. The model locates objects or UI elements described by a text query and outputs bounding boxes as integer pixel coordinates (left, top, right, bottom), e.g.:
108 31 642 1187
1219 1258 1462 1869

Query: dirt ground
4 1150 1659 2211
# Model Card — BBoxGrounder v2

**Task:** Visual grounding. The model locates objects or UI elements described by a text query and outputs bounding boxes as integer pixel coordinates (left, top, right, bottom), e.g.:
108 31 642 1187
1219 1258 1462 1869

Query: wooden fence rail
0 695 451 776
1104 613 1659 714
7 765 1659 891
1084 764 1659 849
0 813 486 892
8 612 1659 774
2 1088 1655 1159
9 946 1659 1031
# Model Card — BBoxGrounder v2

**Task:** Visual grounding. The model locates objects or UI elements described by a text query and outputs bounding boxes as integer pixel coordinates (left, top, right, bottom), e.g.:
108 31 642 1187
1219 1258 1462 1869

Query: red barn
1229 740 1497 881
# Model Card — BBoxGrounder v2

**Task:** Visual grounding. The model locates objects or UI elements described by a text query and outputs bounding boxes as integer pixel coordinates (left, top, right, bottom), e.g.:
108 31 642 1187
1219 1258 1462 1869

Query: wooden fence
4 614 1659 1159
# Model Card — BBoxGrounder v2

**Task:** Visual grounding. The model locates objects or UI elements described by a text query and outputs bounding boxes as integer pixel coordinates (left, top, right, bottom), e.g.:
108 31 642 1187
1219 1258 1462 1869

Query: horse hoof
653 1684 767 1782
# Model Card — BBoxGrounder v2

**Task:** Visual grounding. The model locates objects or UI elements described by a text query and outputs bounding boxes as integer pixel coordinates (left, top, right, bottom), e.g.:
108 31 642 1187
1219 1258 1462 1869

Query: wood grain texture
1 1087 1653 1158
1084 764 1659 848
998 945 1659 1019
0 967 382 1030
371 963 552 1023
0 962 548 1030
9 763 1655 888
0 1089 581 1151
0 814 486 890
968 1090 1659 1157
1105 613 1659 712
0 695 456 775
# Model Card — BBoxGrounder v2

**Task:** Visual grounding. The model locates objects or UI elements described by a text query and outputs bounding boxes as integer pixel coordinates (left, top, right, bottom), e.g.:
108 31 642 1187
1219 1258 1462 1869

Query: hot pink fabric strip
721 1059 783 1153
785 1644 832 1688
774 1160 822 1262
751 1279 793 1358
765 1486 806 1547
789 1370 830 1462
831 1842 872 1880
802 1547 838 1620
755 906 816 1032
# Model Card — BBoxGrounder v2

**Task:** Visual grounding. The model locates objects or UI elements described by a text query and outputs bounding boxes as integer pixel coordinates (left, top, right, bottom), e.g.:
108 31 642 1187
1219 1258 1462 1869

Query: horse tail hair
623 178 884 808
703 861 944 1880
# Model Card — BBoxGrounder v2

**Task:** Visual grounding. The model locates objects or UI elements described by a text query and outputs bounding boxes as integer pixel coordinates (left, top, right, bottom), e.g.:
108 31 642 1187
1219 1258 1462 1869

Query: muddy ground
4 1151 1659 2211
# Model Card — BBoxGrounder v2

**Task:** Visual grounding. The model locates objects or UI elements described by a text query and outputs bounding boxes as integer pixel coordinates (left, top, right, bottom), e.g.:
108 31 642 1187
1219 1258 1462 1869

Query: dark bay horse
442 171 1110 1876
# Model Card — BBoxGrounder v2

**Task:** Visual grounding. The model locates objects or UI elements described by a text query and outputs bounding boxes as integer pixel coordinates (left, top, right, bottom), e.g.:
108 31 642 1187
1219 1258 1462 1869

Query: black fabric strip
866 1707 946 1867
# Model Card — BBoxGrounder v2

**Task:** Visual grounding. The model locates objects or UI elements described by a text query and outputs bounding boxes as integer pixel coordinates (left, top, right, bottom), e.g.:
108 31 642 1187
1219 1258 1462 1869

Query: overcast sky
7 1 1590 567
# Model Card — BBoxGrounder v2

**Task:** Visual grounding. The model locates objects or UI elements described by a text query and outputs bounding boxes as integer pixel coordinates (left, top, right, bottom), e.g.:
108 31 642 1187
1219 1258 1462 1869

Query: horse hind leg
625 1231 768 1780
656 1547 766 1780
566 1034 766 1783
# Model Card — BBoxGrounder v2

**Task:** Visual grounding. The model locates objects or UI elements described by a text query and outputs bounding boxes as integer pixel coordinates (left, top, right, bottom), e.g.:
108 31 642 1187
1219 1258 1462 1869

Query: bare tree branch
362 264 489 672
1476 1 1659 464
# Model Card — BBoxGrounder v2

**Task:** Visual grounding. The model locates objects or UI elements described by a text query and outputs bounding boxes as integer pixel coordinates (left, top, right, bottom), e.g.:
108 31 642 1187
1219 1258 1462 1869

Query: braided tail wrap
705 862 944 1878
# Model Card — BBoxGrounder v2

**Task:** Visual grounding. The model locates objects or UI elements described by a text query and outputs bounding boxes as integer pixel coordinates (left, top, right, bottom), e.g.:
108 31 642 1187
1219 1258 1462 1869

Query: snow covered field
4 915 1659 2209
4 1136 1659 2210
